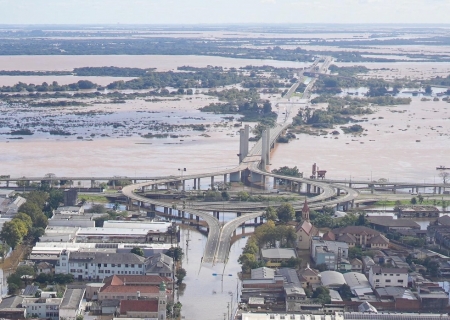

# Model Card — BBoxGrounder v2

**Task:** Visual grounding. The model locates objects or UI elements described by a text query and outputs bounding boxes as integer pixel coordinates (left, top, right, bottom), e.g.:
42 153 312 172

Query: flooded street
178 227 250 320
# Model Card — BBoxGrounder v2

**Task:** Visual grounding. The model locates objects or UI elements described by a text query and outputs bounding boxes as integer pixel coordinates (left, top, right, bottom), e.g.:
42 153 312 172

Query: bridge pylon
239 125 250 163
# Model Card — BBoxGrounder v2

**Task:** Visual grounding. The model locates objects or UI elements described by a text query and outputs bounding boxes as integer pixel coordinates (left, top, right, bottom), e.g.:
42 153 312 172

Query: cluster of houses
0 275 170 320
240 200 450 315
0 190 179 320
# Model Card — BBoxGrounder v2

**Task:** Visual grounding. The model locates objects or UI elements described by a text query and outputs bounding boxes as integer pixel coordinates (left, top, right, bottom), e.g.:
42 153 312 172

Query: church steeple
302 198 310 221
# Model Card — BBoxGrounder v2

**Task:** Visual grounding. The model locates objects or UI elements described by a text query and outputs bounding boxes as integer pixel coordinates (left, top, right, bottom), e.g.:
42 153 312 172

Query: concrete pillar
261 129 268 167
434 187 437 194
351 200 355 208
164 207 168 214
141 186 145 192
273 177 277 189
133 180 137 184
210 176 215 189
91 180 95 188
337 188 341 196
307 184 311 195
230 171 240 183
150 204 156 211
237 212 242 217
178 210 182 218
196 216 200 223
166 183 169 190
169 208 173 215
239 125 250 163
254 218 258 224
190 214 194 220
194 179 197 190
224 174 228 185
182 180 185 191
439 187 442 194
261 175 265 190
260 217 263 224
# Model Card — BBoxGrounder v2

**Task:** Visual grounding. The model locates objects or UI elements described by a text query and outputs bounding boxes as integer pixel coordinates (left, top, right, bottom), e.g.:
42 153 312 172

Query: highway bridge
120 57 363 265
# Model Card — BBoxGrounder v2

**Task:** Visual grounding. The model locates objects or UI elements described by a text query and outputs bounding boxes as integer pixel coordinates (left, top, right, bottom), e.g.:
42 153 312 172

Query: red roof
100 285 160 294
322 231 335 241
120 299 158 313
104 275 172 287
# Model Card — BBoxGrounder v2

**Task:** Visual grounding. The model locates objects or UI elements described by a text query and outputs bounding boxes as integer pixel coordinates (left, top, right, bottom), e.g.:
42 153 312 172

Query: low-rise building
0 295 25 319
331 226 381 248
367 216 421 232
298 264 321 288
56 250 146 281
362 256 375 275
54 206 84 215
311 239 349 270
59 288 85 320
368 266 408 288
260 248 297 268
417 284 449 311
22 297 62 320
36 261 53 274
350 258 363 272
397 205 440 218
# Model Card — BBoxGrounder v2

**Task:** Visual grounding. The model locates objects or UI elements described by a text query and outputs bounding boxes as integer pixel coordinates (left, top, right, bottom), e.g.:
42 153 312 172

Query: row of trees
0 190 64 248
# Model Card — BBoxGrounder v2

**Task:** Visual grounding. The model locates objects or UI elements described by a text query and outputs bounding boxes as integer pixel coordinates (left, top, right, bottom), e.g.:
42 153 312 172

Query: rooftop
261 248 297 260
371 266 408 274
251 267 275 280
60 288 85 310
100 285 160 294
367 216 420 228
320 271 346 287
120 299 158 313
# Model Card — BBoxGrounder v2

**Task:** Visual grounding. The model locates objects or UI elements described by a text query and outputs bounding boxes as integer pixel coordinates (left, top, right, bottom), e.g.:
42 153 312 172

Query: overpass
120 57 363 265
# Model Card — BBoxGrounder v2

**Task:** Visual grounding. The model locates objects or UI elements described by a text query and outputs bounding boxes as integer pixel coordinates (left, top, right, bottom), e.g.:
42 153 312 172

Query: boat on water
436 165 449 170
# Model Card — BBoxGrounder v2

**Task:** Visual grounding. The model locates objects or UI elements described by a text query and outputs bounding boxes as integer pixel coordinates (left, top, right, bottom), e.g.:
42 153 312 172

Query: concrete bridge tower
239 125 250 163
261 128 270 167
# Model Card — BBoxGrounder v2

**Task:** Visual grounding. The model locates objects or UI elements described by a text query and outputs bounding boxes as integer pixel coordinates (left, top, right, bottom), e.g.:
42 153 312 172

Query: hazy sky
1 0 450 25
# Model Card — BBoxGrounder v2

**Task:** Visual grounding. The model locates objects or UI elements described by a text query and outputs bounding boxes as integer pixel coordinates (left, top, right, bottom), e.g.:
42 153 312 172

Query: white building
368 266 408 288
22 297 62 320
55 250 146 281
55 250 173 281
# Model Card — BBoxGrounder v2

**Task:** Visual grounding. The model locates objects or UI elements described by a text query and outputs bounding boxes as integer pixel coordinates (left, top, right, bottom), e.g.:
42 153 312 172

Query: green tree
276 203 295 223
237 191 250 201
418 194 424 204
176 268 187 285
411 197 417 205
264 207 278 221
166 247 184 262
1 220 27 248
348 246 363 259
14 213 33 230
339 284 353 300
131 247 144 257
18 201 42 222
221 191 230 201
312 286 331 304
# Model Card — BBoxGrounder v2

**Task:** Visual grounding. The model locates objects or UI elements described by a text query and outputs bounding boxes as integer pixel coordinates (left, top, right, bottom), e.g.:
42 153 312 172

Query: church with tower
295 199 319 250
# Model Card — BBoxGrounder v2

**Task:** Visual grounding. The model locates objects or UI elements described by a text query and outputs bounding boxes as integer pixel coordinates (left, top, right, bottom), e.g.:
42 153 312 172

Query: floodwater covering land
2 25 450 320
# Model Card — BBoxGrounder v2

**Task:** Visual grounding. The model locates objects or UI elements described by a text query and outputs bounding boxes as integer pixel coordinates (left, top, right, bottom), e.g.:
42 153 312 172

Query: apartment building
368 266 408 288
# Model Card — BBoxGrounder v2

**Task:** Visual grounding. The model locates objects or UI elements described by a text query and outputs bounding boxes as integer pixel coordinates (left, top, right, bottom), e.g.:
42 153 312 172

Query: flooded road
178 227 250 320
